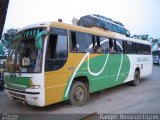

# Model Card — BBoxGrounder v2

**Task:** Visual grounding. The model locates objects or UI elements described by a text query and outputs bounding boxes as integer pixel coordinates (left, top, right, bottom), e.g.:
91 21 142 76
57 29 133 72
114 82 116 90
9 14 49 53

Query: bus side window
71 32 77 52
94 36 101 53
70 31 93 53
123 41 127 54
147 45 151 54
109 38 116 53
142 44 147 54
100 37 110 54
135 43 141 54
115 39 123 53
142 45 146 54
92 35 96 51
132 42 136 54
127 41 133 54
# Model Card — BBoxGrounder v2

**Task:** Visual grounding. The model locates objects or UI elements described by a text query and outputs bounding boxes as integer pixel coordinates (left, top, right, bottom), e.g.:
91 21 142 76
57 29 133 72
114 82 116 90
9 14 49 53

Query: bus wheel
70 81 89 106
130 70 140 86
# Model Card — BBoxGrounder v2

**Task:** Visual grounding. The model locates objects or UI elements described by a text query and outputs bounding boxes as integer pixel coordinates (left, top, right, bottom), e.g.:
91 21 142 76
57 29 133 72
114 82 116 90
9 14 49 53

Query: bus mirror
35 30 48 50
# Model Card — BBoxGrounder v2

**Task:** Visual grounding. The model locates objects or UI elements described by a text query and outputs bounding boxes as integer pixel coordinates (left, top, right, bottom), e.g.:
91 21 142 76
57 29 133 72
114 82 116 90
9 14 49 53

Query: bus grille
9 92 26 99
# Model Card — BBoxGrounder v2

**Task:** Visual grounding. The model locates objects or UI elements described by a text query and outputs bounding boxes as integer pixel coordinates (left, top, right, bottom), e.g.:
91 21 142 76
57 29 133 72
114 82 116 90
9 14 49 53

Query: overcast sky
3 0 160 38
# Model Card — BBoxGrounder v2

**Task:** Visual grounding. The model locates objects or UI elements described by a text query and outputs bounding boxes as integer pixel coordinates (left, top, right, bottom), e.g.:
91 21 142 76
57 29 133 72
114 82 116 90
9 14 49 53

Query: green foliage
0 28 19 55
0 44 3 55
3 29 18 41
132 34 150 41
3 28 19 47
152 39 158 44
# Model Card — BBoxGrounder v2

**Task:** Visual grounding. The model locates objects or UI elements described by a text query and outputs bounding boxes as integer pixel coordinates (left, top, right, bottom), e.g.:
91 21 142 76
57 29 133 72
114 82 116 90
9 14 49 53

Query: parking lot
0 65 160 115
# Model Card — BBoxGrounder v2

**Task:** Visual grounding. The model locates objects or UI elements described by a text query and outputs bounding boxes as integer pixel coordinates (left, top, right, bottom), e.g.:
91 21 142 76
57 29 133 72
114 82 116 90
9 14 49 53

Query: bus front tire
130 70 140 86
69 81 89 106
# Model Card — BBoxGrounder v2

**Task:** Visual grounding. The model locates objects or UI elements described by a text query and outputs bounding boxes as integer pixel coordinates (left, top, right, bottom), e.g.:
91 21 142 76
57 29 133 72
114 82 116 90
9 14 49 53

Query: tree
0 44 3 55
141 34 149 40
132 34 150 41
2 28 19 47
151 38 159 48
152 39 158 44
0 28 19 55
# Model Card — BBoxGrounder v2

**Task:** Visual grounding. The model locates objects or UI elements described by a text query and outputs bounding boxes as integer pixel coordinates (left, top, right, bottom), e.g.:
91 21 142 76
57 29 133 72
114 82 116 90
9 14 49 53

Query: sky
3 0 160 38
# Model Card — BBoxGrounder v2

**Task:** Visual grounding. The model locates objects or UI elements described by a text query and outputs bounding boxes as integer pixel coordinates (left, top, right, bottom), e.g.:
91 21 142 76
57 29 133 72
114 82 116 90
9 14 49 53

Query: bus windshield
7 28 46 73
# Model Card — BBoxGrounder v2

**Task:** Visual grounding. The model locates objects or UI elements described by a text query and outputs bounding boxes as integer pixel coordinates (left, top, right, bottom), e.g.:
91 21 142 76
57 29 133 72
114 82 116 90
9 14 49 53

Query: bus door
44 28 69 104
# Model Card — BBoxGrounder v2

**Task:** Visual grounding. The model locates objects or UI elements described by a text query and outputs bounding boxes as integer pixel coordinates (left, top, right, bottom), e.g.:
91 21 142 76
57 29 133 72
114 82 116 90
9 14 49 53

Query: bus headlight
30 85 41 89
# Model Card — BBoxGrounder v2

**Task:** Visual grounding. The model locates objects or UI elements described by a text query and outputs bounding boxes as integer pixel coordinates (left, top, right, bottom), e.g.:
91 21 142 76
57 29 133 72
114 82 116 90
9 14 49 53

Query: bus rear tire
130 70 140 86
69 81 89 106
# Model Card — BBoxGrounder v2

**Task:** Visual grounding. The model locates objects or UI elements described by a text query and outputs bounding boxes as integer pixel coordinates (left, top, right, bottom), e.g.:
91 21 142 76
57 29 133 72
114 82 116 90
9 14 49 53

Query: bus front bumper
4 87 45 107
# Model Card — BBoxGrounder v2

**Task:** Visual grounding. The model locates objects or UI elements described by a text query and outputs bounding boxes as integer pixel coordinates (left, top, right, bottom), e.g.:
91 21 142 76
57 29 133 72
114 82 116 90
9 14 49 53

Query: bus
152 48 160 65
4 21 152 106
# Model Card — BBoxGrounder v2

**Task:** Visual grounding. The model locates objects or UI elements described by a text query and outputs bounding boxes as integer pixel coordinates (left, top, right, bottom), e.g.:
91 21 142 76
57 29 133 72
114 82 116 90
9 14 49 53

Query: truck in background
152 48 160 65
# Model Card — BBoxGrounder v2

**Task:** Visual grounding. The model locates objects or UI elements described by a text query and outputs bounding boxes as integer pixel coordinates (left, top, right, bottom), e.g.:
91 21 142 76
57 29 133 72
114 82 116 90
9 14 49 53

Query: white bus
4 21 152 106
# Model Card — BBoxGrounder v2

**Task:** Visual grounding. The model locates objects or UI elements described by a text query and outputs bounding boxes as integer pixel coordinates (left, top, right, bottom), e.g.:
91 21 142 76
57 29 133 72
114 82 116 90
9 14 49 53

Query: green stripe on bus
63 53 130 100
4 76 31 90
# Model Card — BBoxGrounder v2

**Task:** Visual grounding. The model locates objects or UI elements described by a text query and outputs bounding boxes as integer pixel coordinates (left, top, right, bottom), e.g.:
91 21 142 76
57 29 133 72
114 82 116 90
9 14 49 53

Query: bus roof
20 21 151 45
20 22 50 31
50 22 151 45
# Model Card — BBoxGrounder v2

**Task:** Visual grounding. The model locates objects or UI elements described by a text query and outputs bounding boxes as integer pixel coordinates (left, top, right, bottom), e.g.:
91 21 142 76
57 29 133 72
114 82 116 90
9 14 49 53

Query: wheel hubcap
73 87 84 102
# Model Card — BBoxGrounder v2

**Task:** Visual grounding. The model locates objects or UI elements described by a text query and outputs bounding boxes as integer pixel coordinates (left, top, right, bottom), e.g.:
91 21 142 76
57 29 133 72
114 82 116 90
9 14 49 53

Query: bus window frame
69 31 94 53
45 27 68 72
